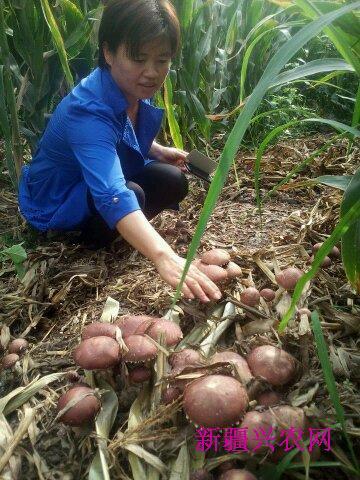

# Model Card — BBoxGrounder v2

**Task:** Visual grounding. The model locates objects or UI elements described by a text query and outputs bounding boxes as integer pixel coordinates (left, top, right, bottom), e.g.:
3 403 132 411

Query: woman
18 0 222 304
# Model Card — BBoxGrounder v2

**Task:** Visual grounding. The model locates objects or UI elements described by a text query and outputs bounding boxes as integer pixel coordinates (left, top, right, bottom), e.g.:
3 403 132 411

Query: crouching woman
18 0 222 303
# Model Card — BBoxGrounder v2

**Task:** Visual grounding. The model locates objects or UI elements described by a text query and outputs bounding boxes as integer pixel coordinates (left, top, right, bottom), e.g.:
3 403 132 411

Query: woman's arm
149 141 188 172
148 140 166 161
116 210 222 303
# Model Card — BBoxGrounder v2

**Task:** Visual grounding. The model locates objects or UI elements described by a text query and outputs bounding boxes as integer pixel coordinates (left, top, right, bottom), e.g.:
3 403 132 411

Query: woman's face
103 36 172 107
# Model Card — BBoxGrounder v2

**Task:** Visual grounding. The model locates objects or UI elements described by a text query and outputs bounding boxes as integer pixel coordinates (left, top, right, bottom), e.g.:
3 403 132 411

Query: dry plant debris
0 135 359 479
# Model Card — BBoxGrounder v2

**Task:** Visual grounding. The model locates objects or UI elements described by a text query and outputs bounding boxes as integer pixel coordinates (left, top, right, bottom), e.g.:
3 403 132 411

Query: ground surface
0 135 359 480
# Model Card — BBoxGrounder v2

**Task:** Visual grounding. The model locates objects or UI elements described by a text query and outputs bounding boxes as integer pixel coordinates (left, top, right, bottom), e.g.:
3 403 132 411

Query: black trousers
80 161 188 248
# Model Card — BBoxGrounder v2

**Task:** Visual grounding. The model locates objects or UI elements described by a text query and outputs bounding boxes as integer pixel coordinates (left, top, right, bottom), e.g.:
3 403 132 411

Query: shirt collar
100 67 164 158
101 66 129 117
100 66 164 119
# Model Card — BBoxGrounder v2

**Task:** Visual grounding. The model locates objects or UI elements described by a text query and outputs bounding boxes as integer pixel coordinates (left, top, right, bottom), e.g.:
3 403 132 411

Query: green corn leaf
295 0 360 76
311 311 359 471
0 4 23 182
314 175 353 191
0 65 16 186
225 8 239 55
340 167 360 293
40 0 74 87
59 1 98 61
178 0 195 31
240 27 276 103
278 195 360 332
270 58 355 89
352 81 360 127
171 0 360 308
164 76 183 149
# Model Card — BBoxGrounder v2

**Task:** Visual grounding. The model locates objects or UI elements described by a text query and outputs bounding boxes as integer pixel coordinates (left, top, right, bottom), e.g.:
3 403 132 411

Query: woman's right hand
153 251 222 303
116 211 222 302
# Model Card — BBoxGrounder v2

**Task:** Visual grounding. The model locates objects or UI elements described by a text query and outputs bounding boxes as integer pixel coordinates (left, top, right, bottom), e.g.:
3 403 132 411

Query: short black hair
98 0 180 69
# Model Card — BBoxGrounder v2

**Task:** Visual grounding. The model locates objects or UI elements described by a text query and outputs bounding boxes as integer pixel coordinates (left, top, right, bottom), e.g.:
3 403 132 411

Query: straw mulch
0 134 359 479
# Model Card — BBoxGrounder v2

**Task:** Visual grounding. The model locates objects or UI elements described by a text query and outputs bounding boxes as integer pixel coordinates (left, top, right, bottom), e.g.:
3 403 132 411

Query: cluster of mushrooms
54 244 338 478
0 338 28 371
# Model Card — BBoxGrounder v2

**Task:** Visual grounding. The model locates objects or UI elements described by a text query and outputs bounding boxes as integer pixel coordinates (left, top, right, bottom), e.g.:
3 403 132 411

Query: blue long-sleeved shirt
18 66 164 232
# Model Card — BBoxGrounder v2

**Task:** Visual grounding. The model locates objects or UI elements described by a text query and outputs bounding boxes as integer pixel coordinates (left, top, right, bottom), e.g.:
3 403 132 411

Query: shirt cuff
95 189 141 230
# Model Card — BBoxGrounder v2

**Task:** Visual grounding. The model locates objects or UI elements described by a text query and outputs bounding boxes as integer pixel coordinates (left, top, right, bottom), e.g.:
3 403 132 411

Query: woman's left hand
158 146 189 172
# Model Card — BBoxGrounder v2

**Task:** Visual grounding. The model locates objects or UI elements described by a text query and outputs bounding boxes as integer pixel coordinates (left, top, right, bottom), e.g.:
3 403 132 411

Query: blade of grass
311 310 359 472
171 0 360 308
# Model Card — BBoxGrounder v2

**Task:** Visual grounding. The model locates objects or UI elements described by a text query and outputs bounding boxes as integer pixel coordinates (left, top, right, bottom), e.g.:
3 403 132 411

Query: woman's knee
176 170 189 202
147 162 189 202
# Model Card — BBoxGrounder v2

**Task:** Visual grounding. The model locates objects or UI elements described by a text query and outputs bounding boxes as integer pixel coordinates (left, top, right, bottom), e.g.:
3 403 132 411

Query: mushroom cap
161 386 182 404
135 319 156 335
183 375 248 427
226 262 242 279
1 353 20 370
312 242 323 253
210 351 253 384
259 288 276 302
266 405 307 430
57 384 100 426
219 469 257 480
73 336 121 370
169 349 202 369
313 242 341 257
240 410 277 450
247 345 296 386
128 366 151 383
201 248 231 266
217 461 238 473
190 469 213 480
81 322 119 340
147 320 183 347
240 287 260 307
196 262 228 283
329 245 340 258
115 315 159 338
123 334 158 363
275 267 303 291
8 338 29 355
